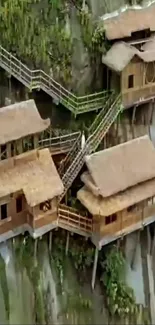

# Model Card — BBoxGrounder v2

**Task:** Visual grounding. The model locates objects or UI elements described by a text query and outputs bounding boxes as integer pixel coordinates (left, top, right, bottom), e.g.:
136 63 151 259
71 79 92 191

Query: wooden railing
0 45 109 115
58 204 92 234
59 93 122 200
38 131 81 155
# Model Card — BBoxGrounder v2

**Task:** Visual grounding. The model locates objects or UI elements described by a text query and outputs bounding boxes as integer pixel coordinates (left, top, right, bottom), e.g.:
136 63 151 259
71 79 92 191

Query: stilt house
0 148 64 242
77 135 155 248
0 99 50 160
101 4 155 111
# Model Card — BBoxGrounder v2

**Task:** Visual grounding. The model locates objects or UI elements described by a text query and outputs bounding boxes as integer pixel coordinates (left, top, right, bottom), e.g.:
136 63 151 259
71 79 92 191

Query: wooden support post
131 230 140 270
49 231 52 252
34 238 38 259
147 226 151 255
65 231 70 256
151 229 155 257
91 247 99 290
132 105 137 125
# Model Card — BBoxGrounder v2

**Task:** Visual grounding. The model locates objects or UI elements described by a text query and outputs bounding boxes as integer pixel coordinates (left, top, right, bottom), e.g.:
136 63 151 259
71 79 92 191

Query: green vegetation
14 237 45 324
100 247 136 318
0 0 108 87
99 246 150 324
0 254 9 319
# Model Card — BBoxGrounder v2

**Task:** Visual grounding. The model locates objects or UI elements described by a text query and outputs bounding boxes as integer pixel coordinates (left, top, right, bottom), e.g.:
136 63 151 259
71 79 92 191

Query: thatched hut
77 135 155 247
0 148 63 242
102 3 155 41
0 99 50 160
102 39 155 109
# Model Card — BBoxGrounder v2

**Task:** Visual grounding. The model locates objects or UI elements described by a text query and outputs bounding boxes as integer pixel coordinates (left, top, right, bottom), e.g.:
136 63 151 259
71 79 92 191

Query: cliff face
0 0 153 95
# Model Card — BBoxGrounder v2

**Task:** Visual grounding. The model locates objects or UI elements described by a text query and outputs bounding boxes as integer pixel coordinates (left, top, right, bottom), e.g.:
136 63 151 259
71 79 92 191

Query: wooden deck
58 204 92 237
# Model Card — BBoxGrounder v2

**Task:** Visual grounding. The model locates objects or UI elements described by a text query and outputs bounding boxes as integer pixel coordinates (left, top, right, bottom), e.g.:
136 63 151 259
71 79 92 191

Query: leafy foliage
100 246 137 318
0 0 73 84
14 237 45 324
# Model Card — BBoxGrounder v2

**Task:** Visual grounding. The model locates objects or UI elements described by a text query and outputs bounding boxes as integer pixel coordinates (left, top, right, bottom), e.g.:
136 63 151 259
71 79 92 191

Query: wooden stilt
147 226 151 255
91 247 99 290
34 238 38 259
132 105 137 125
49 231 52 252
151 229 155 257
131 230 140 270
65 231 70 256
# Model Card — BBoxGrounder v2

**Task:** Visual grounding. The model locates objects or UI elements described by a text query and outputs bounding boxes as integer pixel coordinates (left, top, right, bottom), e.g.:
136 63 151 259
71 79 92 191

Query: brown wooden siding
0 192 58 236
121 59 155 107
96 200 155 238
34 212 57 229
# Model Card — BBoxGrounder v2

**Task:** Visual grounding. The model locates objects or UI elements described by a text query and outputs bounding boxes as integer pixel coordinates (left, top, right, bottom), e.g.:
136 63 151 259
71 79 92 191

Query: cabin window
0 144 7 160
40 200 51 212
127 204 136 212
105 213 117 225
16 196 23 213
128 74 134 88
1 203 8 220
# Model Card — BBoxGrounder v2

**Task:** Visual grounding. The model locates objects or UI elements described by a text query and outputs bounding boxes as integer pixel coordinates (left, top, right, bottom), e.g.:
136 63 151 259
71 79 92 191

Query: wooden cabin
77 135 155 248
102 39 155 108
0 99 50 160
0 148 64 242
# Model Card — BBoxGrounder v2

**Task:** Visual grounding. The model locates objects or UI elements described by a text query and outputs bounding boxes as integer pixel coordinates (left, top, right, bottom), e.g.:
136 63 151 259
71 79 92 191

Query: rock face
63 0 151 94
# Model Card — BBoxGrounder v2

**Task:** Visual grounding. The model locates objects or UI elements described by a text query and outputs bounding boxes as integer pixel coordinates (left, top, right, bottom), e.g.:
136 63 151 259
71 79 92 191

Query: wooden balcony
58 204 92 237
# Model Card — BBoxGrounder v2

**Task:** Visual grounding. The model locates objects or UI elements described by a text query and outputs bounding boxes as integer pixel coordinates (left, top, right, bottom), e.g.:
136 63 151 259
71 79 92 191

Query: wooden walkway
0 45 109 115
58 204 92 237
38 131 80 155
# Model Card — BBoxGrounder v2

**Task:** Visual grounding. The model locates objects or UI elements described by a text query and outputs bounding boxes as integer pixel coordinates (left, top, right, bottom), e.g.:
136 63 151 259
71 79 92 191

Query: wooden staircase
0 45 109 115
58 204 92 236
59 93 122 201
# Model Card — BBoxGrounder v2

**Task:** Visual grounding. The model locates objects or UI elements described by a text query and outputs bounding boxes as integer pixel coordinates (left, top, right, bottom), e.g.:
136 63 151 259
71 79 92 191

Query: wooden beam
131 231 140 270
91 247 99 290
147 226 151 255
65 231 70 256
34 238 38 260
49 231 52 252
132 105 137 125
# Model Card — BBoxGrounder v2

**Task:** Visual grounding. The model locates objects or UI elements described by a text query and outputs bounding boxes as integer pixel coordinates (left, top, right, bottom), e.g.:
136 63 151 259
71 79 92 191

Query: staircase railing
59 94 122 201
58 204 92 234
38 131 80 154
0 45 109 115
58 131 81 177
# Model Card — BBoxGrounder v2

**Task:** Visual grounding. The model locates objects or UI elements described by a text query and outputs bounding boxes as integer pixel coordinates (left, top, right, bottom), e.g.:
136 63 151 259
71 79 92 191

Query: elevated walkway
0 45 109 115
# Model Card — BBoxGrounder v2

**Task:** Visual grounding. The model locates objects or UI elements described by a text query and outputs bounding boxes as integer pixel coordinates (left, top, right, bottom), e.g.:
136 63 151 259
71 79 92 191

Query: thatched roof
102 3 155 40
102 41 155 72
84 135 155 198
0 148 64 207
0 99 50 145
77 178 155 216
